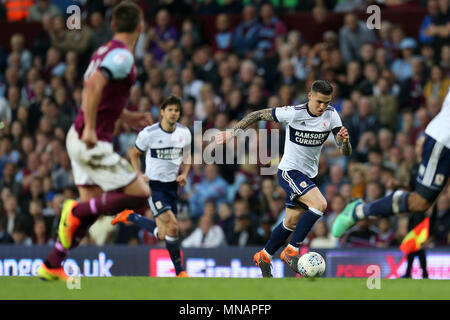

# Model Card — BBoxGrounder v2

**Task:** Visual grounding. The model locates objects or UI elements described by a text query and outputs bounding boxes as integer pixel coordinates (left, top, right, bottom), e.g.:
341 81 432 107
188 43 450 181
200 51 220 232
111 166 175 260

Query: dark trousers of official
404 249 428 278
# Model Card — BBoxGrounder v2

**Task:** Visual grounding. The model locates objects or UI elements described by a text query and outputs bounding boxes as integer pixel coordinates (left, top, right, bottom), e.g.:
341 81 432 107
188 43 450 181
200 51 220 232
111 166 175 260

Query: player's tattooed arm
231 108 274 136
337 139 352 156
215 108 274 144
334 126 352 156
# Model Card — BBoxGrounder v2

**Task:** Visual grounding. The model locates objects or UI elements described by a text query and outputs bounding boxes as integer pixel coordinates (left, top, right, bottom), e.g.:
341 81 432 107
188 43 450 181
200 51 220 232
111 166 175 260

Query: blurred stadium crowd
0 0 448 250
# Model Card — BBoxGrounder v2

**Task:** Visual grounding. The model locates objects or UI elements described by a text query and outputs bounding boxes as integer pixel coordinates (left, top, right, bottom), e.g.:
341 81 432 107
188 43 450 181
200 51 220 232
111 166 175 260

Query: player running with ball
216 80 352 277
332 88 450 238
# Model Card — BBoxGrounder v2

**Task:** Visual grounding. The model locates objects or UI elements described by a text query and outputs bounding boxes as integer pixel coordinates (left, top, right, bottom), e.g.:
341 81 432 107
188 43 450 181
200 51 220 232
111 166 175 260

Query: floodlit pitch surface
1 277 449 300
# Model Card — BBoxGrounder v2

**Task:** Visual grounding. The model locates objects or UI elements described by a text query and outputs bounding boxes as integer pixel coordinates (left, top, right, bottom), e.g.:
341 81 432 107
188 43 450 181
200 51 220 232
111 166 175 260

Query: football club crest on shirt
435 174 445 186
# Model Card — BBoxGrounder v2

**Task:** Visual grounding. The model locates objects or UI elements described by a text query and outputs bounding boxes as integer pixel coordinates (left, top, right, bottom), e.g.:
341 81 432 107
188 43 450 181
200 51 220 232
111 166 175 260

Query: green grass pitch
0 277 449 300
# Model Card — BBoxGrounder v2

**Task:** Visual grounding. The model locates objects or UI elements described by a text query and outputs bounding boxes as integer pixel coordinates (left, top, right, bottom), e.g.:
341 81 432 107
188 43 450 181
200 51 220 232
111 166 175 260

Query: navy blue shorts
278 169 318 209
148 180 178 217
415 135 450 202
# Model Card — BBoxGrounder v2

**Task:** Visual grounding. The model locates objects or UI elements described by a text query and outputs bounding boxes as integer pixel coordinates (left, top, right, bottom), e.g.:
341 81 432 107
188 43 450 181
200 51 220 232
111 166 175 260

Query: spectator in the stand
339 12 377 64
392 37 419 82
226 206 265 247
213 13 233 53
325 194 346 231
358 62 378 96
218 201 234 236
32 215 51 245
423 0 450 50
147 9 179 63
310 5 341 43
342 220 377 247
193 45 219 86
232 4 260 58
180 18 202 47
374 217 398 248
177 212 195 243
181 212 226 248
275 59 300 92
398 56 426 111
348 96 380 147
433 191 450 245
370 76 398 131
188 164 229 218
424 64 450 104
12 219 32 245
0 217 13 243
441 45 450 77
258 177 275 217
410 107 430 144
8 34 32 73
310 220 337 249
236 59 257 96
51 151 73 191
254 2 287 61
419 0 440 44
420 43 436 74
349 163 367 199
49 15 92 56
0 137 20 177
31 13 52 60
4 194 20 235
28 0 61 22
339 61 363 98
89 11 113 49
181 66 204 104
41 47 65 81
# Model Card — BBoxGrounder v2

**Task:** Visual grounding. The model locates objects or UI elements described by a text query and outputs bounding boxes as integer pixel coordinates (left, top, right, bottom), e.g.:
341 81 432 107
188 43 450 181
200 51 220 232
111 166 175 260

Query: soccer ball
297 252 326 278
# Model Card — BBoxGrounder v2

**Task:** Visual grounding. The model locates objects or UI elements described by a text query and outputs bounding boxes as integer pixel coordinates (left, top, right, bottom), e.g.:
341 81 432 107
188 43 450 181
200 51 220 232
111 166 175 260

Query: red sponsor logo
336 264 380 277
149 249 184 277
385 255 407 278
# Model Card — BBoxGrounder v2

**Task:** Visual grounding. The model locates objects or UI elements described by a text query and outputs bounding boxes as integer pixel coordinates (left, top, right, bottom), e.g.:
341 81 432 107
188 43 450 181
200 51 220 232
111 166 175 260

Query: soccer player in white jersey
216 80 352 277
112 95 192 277
332 87 450 238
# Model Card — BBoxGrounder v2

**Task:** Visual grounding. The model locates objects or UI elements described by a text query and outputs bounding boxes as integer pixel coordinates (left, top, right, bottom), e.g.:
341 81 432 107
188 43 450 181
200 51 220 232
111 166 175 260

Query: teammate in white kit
332 87 450 238
112 95 192 277
216 80 352 277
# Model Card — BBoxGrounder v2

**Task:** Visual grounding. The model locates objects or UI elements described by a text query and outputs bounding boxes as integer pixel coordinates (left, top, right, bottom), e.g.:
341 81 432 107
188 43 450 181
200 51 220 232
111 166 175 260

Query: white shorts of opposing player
66 125 137 191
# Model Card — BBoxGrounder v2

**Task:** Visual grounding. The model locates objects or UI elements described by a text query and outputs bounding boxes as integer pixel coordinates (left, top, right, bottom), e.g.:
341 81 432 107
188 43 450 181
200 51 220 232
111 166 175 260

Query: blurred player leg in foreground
38 1 150 280
333 135 449 237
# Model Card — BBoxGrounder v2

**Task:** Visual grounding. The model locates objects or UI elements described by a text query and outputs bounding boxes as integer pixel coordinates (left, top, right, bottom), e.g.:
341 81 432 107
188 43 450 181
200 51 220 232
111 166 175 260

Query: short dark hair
161 95 182 112
112 1 143 33
311 80 333 96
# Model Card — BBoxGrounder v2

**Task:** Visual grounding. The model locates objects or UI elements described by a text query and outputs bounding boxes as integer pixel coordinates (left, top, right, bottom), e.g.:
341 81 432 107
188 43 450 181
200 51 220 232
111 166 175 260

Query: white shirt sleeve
135 127 150 152
272 106 299 123
330 110 343 135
